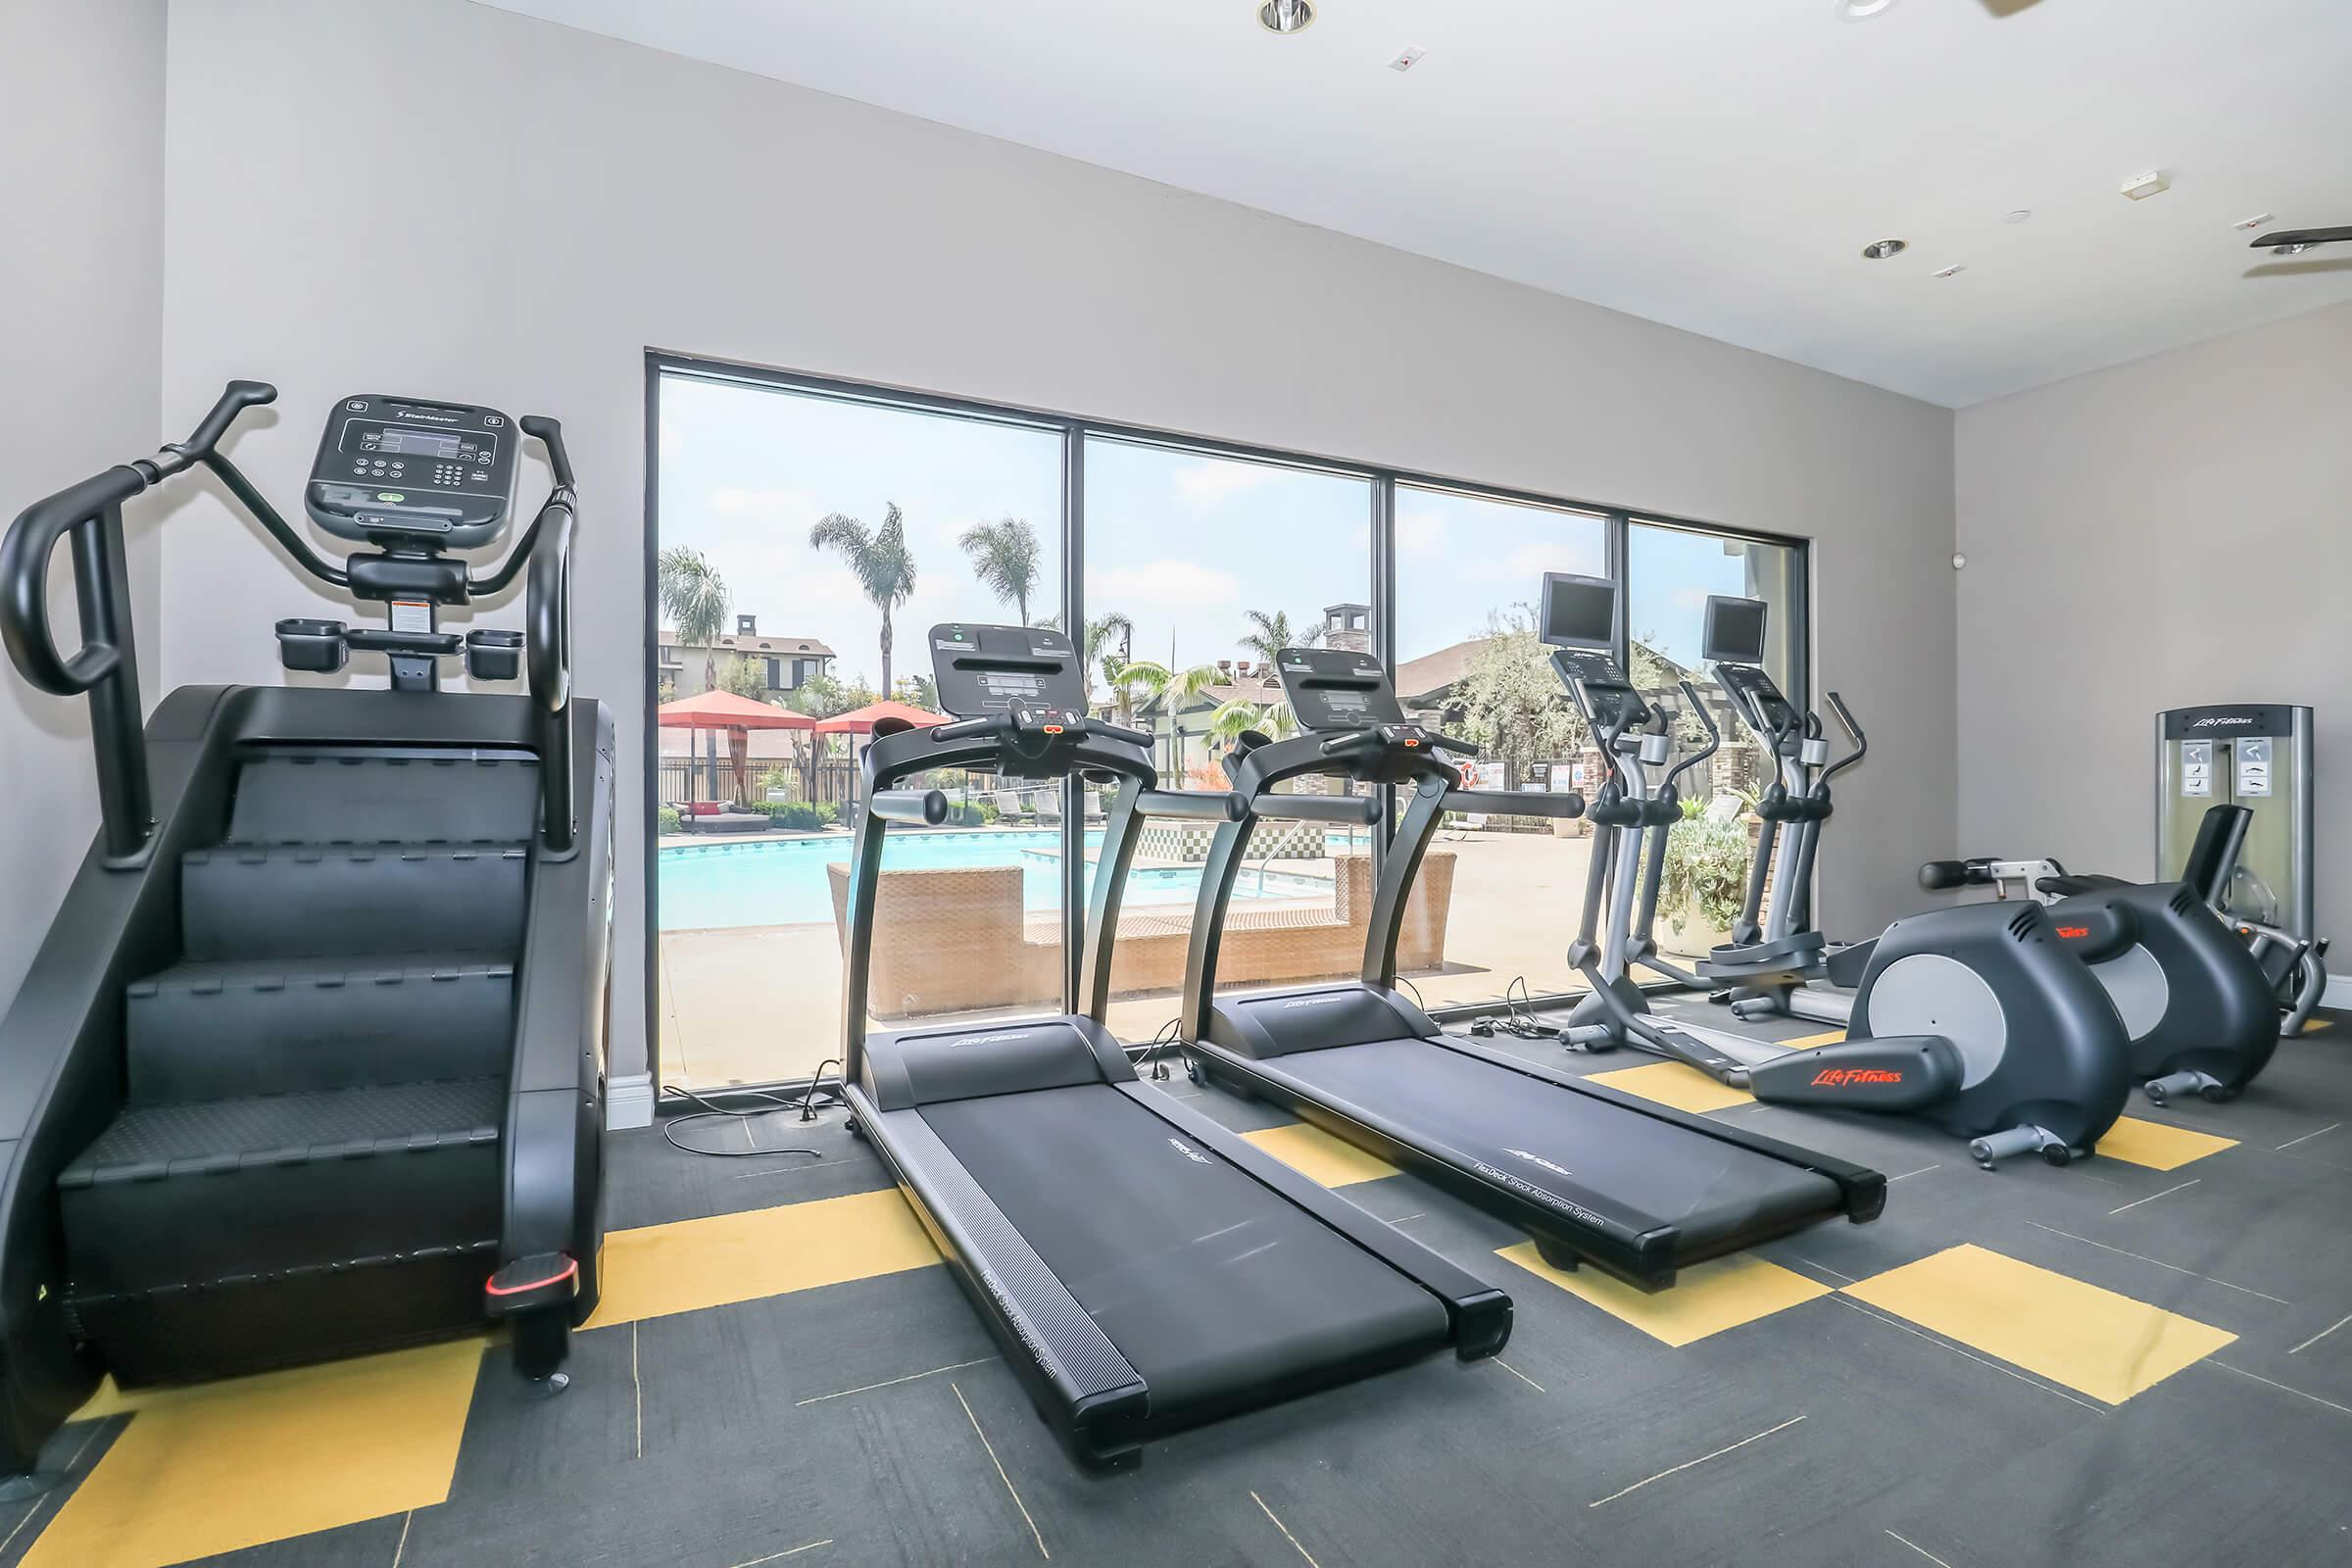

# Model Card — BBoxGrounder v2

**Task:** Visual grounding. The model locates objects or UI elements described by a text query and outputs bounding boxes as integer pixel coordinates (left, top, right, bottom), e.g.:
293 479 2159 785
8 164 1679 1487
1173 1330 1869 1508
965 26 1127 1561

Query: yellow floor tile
2097 1115 2238 1171
27 1340 483 1568
585 1187 942 1329
1843 1244 2236 1403
1496 1244 1831 1346
1782 1029 1848 1049
1242 1122 1400 1187
2298 1017 2332 1033
1589 1059 1757 1114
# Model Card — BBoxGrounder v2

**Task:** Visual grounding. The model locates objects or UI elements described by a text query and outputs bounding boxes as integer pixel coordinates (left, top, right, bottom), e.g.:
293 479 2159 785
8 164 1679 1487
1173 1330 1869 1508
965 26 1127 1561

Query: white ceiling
485 0 2352 407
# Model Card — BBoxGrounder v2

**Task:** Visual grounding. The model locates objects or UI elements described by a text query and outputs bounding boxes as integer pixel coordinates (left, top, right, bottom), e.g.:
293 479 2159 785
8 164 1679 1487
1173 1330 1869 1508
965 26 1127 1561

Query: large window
654 373 1064 1091
1392 487 1609 1010
1626 519 1807 959
1083 439 1375 1044
648 359 1810 1099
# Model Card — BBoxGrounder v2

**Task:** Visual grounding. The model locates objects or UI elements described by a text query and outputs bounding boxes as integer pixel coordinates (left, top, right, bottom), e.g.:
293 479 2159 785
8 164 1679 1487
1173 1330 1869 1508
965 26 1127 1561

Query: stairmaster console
1541 571 1643 731
307 395 518 548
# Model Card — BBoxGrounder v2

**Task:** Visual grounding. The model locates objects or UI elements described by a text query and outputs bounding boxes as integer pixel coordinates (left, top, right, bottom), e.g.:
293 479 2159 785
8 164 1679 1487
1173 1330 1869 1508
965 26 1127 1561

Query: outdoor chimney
736 613 758 636
1235 661 1252 679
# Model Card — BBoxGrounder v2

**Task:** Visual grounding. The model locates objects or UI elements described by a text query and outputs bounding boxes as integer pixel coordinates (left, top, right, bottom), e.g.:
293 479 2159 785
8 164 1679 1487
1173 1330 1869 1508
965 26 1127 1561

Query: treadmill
838 623 1508 1470
1178 646 1885 1292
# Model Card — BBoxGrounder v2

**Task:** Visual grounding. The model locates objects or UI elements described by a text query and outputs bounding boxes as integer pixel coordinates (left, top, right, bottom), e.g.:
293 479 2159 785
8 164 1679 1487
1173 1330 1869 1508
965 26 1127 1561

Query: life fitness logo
2191 715 2256 728
1811 1067 1903 1088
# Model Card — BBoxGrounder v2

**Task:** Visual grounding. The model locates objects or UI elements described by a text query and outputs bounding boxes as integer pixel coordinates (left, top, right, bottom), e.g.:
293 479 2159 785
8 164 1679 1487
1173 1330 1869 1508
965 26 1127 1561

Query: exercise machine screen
1540 572 1617 651
1701 596 1768 665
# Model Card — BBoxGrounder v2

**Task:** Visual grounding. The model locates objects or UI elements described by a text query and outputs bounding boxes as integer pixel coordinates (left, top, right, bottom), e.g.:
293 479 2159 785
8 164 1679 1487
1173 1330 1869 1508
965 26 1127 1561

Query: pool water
659 828 1330 930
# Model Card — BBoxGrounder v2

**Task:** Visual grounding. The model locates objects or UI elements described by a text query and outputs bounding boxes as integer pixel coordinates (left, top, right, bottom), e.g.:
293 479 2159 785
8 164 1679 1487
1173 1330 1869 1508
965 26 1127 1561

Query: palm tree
959 517 1042 625
657 546 730 692
809 503 918 698
1081 612 1134 710
1239 609 1322 666
657 546 731 800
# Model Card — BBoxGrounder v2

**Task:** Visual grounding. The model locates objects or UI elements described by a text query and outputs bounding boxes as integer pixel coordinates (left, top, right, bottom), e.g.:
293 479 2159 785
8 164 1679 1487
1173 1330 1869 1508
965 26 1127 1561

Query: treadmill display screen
1540 572 1618 651
1702 596 1768 666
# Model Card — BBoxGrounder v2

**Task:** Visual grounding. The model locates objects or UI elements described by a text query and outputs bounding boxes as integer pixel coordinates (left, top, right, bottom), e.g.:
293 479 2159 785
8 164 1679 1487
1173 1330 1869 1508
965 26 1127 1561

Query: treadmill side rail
848 1088 1152 1467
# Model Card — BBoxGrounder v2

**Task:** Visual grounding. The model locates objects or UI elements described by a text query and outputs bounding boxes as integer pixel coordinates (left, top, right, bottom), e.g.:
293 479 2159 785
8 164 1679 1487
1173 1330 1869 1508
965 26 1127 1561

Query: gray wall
155 0 1957 1105
0 0 168 1011
1957 299 2352 964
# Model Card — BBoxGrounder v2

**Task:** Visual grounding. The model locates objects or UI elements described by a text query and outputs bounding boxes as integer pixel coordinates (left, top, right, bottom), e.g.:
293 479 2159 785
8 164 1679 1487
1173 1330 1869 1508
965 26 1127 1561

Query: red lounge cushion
686 802 722 816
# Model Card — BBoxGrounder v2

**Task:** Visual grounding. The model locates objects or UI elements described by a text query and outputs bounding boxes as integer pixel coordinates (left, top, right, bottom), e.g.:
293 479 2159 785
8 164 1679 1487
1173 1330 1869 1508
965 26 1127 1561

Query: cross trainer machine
1694 594 2278 1109
838 624 1507 1469
1178 645 1882 1291
0 382 611 1492
1543 574 2129 1169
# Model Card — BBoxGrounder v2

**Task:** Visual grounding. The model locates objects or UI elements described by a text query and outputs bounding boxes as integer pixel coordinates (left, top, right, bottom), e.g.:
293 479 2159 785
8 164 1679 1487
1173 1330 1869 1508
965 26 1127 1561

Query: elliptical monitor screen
1701 596 1768 666
1539 572 1618 651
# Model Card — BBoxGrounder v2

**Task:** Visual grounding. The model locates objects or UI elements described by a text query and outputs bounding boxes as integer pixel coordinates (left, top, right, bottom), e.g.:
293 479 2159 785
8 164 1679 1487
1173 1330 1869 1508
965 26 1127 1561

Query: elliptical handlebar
1820 690 1868 783
1662 678 1720 795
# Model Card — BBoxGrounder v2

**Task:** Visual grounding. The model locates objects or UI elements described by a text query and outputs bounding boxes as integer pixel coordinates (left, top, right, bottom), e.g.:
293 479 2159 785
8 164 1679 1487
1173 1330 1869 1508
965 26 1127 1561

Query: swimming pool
658 828 1330 930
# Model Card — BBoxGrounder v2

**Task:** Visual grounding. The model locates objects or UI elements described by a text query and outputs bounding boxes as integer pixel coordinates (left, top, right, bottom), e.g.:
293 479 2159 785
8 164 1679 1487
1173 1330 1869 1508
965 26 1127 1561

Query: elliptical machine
1539 573 2130 1169
1698 595 2279 1110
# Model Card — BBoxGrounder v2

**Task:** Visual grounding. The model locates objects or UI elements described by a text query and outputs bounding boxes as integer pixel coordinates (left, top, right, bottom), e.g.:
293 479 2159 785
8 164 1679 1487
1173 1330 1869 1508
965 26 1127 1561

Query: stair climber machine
1541 574 2130 1170
838 623 1509 1470
1696 594 2279 1110
1178 645 1883 1293
0 383 612 1493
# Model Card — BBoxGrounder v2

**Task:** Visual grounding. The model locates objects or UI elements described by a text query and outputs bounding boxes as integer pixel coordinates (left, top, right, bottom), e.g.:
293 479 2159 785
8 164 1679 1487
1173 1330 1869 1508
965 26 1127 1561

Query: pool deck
656 826 1690 1090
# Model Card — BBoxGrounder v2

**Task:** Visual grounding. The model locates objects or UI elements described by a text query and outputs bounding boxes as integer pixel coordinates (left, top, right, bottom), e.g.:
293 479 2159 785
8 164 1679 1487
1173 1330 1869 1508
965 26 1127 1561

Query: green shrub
1658 810 1752 933
749 800 840 831
658 806 682 835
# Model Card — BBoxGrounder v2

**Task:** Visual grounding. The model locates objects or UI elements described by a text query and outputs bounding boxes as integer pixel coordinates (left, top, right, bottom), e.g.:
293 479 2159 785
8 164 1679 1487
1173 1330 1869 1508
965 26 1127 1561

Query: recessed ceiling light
2274 242 2316 256
1933 264 1966 278
1258 0 1314 34
1834 0 1900 17
1861 238 1908 260
2004 209 2033 224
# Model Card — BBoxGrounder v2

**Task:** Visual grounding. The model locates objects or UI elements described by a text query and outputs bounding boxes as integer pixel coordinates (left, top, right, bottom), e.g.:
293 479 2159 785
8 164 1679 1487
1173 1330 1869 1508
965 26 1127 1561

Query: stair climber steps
180 842 527 959
126 954 515 1103
226 751 540 847
59 1079 507 1384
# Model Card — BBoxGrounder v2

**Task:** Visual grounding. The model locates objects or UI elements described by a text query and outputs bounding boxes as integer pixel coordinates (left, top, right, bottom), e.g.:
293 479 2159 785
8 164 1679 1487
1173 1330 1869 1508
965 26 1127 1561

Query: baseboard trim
608 1072 657 1130
2320 973 2352 1012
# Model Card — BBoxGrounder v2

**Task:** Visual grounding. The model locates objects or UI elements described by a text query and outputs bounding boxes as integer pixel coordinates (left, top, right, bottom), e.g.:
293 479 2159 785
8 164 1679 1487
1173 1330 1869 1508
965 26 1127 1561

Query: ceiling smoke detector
2121 170 2172 202
1933 264 1966 278
2233 213 2277 231
1389 46 1427 72
1862 238 1909 260
1258 0 1314 33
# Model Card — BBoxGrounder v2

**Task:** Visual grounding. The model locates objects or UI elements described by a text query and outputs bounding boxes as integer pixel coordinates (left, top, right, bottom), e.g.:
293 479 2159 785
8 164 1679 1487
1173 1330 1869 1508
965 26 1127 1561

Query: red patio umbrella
657 691 814 804
810 700 948 736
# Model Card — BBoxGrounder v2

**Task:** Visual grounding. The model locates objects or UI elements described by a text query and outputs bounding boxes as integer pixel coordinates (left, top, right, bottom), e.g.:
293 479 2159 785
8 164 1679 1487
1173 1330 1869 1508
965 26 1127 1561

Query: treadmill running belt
1271 1038 1842 1250
919 1084 1448 1417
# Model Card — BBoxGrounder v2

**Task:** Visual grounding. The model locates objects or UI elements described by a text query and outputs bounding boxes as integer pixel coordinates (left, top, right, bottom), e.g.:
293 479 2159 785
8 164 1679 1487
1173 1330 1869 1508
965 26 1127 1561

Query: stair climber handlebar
1662 678 1719 797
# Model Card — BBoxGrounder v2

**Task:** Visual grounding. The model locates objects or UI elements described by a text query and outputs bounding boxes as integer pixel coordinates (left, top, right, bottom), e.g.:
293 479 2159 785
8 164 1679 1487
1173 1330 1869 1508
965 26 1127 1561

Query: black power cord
659 1057 841 1160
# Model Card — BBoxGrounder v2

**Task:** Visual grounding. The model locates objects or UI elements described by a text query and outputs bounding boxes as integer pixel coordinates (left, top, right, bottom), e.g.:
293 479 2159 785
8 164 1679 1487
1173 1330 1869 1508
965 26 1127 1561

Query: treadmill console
929 622 1089 725
1273 647 1405 732
307 395 518 549
1701 595 1802 748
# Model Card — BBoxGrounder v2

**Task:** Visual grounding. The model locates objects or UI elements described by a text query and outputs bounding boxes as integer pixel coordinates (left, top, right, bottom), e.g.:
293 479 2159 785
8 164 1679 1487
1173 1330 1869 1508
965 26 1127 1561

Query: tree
959 516 1042 625
657 546 730 692
897 673 940 711
1082 612 1133 711
788 669 854 720
1454 610 1585 788
1239 609 1321 666
717 656 771 701
1630 634 1715 751
809 503 918 697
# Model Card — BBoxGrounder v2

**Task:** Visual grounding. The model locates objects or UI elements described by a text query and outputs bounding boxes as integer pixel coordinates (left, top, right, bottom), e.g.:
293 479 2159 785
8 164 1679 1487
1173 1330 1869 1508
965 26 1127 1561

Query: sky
656 374 1799 699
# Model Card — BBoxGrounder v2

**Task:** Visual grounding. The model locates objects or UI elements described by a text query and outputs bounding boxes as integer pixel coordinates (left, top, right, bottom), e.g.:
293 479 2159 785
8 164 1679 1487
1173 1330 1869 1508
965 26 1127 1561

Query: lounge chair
1034 785 1064 828
994 790 1033 825
678 802 769 835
